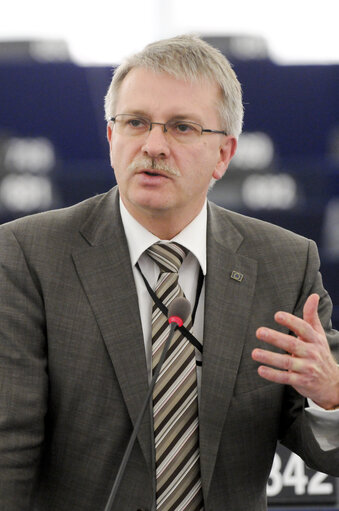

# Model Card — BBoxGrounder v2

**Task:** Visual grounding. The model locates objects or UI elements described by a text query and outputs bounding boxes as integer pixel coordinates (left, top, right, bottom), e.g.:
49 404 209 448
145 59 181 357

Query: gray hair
104 34 244 138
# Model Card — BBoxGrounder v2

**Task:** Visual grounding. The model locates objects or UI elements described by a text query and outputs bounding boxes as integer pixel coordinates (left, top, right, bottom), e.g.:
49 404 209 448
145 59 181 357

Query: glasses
110 114 227 144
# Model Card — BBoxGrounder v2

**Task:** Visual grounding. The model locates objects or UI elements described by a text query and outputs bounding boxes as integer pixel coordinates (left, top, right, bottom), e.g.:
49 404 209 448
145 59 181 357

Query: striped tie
147 242 203 511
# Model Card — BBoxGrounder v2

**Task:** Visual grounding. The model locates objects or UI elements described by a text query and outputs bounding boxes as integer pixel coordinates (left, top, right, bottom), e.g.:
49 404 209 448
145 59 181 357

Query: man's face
107 67 236 230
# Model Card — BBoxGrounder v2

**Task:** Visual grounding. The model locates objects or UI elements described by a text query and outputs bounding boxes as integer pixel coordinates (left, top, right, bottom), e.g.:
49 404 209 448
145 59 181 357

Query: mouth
138 169 169 178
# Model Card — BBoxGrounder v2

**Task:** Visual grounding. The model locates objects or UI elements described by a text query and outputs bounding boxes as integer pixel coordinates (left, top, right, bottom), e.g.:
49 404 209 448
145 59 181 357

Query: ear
107 123 113 144
212 136 237 180
107 123 114 166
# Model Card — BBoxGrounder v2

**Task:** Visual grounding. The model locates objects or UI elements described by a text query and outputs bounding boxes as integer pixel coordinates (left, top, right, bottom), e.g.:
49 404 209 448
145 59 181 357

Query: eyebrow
170 114 203 123
123 110 204 124
124 109 149 118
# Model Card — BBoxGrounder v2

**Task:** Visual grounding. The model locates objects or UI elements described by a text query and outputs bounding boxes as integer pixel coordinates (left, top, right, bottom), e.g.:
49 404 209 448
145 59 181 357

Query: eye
171 121 201 135
174 122 194 133
126 117 148 129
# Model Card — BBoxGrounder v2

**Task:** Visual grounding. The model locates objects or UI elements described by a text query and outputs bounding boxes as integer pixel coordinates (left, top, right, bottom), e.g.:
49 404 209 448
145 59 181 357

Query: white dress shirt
119 199 339 451
120 199 206 382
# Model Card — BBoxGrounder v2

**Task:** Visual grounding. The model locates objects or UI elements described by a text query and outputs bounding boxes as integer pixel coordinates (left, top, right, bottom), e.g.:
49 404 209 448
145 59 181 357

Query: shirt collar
119 199 207 275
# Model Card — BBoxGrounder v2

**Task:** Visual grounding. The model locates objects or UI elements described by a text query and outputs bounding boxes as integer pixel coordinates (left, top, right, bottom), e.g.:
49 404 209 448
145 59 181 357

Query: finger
252 348 305 372
256 327 310 357
256 365 300 386
273 311 321 344
303 293 324 334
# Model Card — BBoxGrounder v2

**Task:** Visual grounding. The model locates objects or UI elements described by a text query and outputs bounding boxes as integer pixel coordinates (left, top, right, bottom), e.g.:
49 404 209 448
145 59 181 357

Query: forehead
115 67 221 122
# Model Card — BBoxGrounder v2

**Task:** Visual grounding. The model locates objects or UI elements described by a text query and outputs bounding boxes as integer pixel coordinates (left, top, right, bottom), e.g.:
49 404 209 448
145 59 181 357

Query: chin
140 201 172 215
131 191 173 211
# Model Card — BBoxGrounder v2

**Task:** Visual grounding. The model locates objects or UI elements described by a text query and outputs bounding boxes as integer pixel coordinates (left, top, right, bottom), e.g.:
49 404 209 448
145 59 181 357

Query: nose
141 124 171 159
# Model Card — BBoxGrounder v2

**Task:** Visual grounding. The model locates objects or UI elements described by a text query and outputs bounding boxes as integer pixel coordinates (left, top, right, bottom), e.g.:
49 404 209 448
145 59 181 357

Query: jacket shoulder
1 193 105 233
208 201 312 249
0 188 119 248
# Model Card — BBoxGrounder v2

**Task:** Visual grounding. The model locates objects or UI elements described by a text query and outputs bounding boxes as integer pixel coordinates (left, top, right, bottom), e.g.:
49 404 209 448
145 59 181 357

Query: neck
122 200 204 240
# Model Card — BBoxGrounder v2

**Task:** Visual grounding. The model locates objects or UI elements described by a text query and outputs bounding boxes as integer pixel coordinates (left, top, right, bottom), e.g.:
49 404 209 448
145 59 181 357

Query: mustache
127 158 181 177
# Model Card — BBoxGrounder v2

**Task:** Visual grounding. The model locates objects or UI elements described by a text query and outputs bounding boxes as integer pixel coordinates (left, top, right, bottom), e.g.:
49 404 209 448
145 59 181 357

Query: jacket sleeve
0 225 48 510
280 239 339 476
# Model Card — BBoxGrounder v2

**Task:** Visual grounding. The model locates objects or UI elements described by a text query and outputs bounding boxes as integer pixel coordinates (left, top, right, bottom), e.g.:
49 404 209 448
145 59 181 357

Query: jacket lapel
70 191 259 493
71 188 152 471
200 202 258 498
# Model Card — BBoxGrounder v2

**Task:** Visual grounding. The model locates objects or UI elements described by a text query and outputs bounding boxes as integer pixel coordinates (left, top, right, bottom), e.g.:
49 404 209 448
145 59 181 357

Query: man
0 34 338 511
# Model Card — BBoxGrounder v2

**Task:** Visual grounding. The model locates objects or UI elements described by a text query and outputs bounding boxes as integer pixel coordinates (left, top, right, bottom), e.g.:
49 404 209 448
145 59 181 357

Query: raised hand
252 294 339 410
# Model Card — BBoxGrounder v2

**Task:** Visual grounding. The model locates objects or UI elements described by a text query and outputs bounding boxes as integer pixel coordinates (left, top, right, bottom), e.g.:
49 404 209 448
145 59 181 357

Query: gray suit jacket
0 186 338 511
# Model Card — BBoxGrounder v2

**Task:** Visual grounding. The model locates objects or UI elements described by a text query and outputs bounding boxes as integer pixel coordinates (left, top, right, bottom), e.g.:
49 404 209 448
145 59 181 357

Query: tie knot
147 242 188 273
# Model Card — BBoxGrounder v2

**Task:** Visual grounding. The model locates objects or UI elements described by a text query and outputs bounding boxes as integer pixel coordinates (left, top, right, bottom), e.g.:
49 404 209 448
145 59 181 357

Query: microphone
168 296 191 327
104 297 191 511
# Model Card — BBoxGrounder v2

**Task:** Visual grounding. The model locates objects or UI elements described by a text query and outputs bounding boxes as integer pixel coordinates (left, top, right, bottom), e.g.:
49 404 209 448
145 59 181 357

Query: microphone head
168 297 191 324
